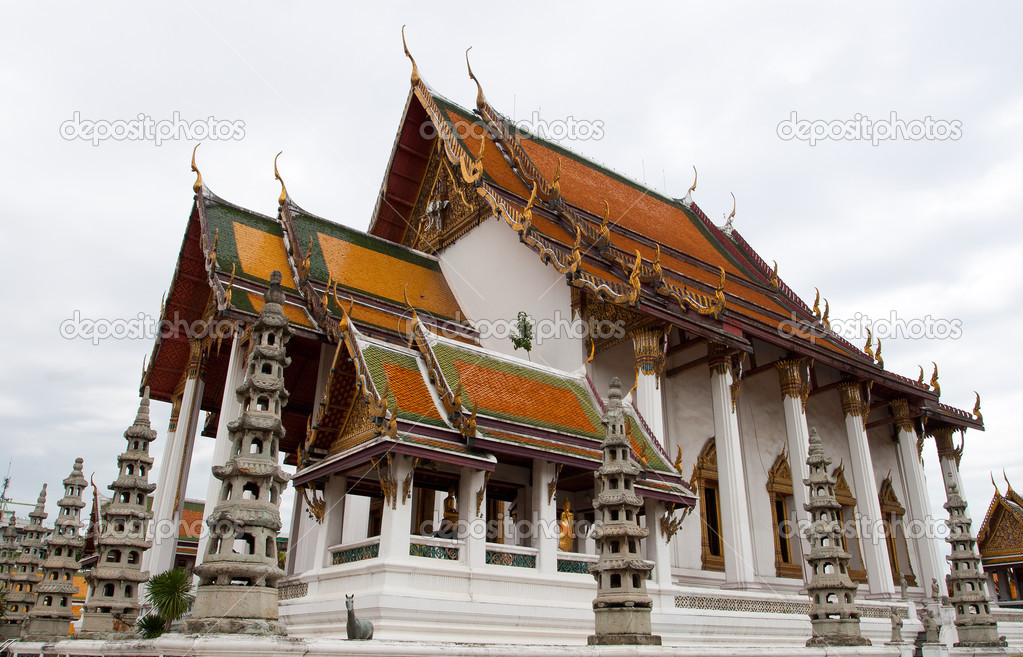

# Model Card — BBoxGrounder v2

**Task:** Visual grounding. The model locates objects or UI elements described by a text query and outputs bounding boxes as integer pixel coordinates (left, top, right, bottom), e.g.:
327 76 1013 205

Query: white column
315 475 347 570
708 345 756 588
532 459 558 574
147 340 205 575
644 498 673 589
838 382 896 598
460 467 487 568
775 360 813 580
891 399 943 594
284 491 304 575
378 455 413 561
631 326 666 443
195 332 246 568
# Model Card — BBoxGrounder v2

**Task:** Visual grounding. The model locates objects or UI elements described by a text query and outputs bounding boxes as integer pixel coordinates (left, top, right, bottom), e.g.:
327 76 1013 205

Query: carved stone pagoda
80 390 157 636
0 514 16 591
944 482 1006 647
24 458 87 640
0 485 46 639
587 377 660 646
185 270 292 635
803 428 869 647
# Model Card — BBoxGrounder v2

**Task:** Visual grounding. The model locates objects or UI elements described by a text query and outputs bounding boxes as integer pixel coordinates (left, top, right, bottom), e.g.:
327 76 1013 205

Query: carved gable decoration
405 142 486 254
329 396 376 456
978 497 1023 561
691 437 717 484
832 463 856 506
878 474 906 516
766 449 793 496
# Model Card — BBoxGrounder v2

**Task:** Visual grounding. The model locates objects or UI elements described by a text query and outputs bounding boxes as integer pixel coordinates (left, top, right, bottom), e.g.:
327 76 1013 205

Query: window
692 438 724 571
879 474 916 587
766 449 802 579
833 464 868 584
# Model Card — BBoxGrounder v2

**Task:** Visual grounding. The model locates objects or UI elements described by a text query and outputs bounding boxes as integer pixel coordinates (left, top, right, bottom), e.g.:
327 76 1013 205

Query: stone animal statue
345 594 374 640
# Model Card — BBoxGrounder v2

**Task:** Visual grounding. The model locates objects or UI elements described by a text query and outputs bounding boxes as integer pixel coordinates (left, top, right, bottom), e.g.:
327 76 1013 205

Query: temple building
127 43 1022 649
978 477 1023 609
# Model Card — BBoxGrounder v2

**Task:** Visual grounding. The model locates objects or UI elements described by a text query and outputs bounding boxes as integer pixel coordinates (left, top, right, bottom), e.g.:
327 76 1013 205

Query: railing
558 551 598 574
409 535 461 561
485 542 539 569
328 537 380 565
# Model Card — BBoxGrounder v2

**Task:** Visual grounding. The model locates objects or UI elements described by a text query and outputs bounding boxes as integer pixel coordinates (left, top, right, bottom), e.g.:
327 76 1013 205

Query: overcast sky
1 2 1020 558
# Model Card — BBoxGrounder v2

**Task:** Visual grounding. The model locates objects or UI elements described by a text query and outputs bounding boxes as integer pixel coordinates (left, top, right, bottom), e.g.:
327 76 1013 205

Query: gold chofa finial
875 338 884 369
864 328 874 360
930 362 941 396
190 143 203 194
822 299 830 330
812 288 821 319
973 392 983 423
992 472 1000 495
728 192 736 223
273 151 289 207
402 26 420 86
687 166 698 195
770 260 779 288
466 47 485 111
916 365 925 386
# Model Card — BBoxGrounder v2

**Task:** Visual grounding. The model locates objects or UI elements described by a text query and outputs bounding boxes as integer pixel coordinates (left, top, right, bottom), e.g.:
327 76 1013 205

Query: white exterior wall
439 216 584 373
735 369 790 579
662 344 714 574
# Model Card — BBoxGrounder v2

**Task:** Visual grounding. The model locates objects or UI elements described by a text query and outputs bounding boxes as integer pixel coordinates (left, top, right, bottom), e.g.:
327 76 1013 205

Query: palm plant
143 567 194 633
136 613 166 639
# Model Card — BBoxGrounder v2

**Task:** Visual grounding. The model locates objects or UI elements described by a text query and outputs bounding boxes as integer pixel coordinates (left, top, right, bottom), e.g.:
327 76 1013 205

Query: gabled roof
367 61 981 425
292 307 693 503
978 481 1023 566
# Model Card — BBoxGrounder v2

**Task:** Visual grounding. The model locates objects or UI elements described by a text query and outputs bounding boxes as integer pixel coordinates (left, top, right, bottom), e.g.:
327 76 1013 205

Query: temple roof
292 311 692 503
364 66 981 433
978 480 1023 567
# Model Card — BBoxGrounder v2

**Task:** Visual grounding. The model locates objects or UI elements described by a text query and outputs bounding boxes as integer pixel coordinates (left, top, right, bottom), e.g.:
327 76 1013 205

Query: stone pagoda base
183 585 285 636
0 621 23 639
588 607 661 645
78 612 138 639
21 616 73 641
954 623 1008 648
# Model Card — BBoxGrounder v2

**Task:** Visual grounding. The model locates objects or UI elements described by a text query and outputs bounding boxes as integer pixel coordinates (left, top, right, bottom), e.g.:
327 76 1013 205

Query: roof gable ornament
930 362 941 396
973 392 983 423
680 166 697 207
465 47 486 111
812 288 821 319
719 191 735 236
190 143 203 194
401 25 419 86
274 151 289 207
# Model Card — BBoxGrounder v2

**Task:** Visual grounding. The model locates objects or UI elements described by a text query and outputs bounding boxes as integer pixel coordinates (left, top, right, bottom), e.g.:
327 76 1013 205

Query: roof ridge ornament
402 25 420 86
720 191 736 236
465 47 485 111
770 259 779 288
916 365 925 386
930 362 941 396
274 151 289 207
822 299 831 330
863 328 874 360
190 143 203 194
812 287 821 319
875 338 884 369
973 391 982 423
680 166 697 207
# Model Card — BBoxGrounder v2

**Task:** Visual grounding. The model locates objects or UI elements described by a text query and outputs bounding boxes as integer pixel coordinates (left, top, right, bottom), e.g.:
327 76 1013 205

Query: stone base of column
954 623 1008 648
79 607 139 637
588 607 660 645
806 628 872 647
21 617 74 641
0 622 22 639
184 586 286 636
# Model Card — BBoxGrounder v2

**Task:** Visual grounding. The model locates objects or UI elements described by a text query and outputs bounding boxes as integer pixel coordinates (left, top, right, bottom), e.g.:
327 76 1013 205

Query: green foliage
144 567 195 631
509 311 533 355
136 613 166 639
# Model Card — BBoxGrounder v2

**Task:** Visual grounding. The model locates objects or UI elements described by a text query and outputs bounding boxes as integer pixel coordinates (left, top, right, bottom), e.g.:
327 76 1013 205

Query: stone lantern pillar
185 271 292 635
803 428 870 647
588 377 660 646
